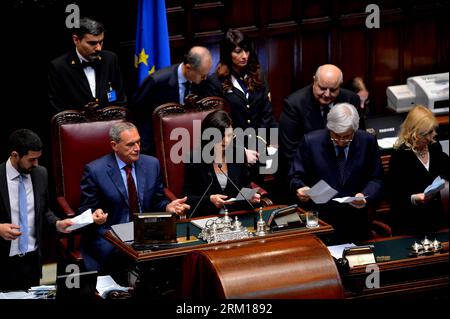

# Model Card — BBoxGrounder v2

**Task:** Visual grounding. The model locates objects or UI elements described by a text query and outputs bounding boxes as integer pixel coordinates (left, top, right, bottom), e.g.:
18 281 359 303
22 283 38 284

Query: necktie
183 81 191 99
18 174 28 255
336 147 346 183
124 165 139 220
322 105 330 125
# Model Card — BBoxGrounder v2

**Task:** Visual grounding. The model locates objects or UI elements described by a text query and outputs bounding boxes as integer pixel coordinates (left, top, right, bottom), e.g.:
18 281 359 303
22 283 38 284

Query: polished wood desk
342 230 449 299
105 205 333 262
104 205 334 298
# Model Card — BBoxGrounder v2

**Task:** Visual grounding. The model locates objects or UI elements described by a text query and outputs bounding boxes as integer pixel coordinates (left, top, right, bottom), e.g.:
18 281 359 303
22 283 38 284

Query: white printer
387 72 449 114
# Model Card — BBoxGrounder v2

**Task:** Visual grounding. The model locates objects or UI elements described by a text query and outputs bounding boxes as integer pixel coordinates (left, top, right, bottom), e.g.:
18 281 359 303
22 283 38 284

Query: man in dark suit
289 103 382 243
279 65 363 193
78 122 190 279
0 129 73 291
132 46 213 155
48 17 126 115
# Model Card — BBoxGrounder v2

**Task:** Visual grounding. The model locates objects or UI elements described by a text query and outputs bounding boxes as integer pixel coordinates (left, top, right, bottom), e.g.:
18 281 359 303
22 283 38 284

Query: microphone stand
185 172 214 240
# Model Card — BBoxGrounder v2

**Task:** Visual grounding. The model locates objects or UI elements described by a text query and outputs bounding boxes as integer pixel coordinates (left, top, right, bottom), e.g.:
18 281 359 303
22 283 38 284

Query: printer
387 72 449 114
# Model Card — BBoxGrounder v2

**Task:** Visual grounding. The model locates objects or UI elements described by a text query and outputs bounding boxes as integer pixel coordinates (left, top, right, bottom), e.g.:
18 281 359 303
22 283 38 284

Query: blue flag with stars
135 0 171 85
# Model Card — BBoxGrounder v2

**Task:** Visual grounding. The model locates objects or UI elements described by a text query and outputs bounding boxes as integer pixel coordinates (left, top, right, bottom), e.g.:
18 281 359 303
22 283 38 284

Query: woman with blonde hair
388 105 448 235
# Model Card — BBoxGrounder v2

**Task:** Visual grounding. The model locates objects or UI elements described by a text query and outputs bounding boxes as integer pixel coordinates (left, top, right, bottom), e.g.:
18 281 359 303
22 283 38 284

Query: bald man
278 64 363 190
132 46 213 155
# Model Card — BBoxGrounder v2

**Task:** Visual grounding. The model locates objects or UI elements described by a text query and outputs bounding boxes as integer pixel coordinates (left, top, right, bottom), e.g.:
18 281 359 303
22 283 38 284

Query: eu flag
135 0 171 85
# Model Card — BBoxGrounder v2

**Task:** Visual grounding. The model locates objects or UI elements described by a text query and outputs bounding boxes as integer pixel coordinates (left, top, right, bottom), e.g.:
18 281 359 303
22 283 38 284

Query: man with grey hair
132 46 213 155
78 121 189 281
278 64 363 194
289 103 382 243
49 17 126 114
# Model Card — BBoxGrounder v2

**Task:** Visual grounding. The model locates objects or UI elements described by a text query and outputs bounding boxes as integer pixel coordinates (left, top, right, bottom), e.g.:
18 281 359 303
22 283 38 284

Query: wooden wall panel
371 25 401 114
265 35 298 120
2 0 449 161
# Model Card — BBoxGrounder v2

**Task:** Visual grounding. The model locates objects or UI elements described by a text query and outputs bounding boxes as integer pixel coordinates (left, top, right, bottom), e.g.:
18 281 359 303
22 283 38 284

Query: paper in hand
332 196 368 204
304 180 338 204
424 176 445 197
66 209 93 231
225 187 258 202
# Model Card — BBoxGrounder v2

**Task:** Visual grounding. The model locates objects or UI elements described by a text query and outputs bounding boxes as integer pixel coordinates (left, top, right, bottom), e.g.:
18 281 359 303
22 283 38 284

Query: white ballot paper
111 222 134 242
191 217 219 229
66 208 93 231
304 180 338 204
332 196 368 204
327 243 356 259
424 176 446 197
96 275 129 299
225 187 259 202
377 137 398 149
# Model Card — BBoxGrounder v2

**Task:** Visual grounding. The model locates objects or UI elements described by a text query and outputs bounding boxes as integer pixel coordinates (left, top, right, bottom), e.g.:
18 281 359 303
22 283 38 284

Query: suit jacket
289 129 383 242
388 142 449 235
183 159 254 216
48 50 126 114
0 163 58 262
132 64 206 155
279 84 362 180
78 153 169 271
205 73 278 138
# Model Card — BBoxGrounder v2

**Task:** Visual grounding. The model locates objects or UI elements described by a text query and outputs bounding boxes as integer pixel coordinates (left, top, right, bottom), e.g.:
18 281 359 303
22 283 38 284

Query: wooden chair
51 106 129 267
152 96 272 210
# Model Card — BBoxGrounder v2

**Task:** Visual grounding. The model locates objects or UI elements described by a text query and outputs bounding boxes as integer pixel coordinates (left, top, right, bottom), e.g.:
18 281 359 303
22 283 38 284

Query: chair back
152 96 224 198
51 106 129 215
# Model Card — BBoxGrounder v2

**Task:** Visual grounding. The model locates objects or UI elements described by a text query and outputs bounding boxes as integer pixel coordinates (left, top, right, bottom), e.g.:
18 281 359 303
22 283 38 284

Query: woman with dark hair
388 105 449 235
183 110 261 216
206 29 278 165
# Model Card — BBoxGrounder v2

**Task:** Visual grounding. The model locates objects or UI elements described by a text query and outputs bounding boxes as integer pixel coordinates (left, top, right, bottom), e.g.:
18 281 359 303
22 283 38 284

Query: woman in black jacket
206 29 278 171
388 105 449 235
183 110 261 216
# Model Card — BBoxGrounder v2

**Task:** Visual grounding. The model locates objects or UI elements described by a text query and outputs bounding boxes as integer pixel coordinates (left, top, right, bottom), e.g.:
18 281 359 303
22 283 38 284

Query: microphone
217 163 256 212
188 172 214 219
186 172 214 240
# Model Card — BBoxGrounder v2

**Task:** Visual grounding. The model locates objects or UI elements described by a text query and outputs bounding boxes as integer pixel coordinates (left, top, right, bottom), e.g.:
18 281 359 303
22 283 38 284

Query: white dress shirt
6 158 37 256
76 49 96 98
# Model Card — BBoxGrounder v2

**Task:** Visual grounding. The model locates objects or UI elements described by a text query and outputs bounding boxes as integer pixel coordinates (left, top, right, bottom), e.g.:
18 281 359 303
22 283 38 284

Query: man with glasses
278 64 363 193
132 46 213 155
48 17 126 114
289 103 382 243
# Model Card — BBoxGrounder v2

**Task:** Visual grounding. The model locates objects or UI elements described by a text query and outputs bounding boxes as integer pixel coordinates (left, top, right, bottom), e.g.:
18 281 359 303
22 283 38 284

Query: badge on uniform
107 82 117 102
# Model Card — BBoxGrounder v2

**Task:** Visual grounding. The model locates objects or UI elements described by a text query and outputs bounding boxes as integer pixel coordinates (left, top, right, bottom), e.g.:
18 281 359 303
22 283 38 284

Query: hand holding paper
423 176 445 198
66 209 93 231
333 195 368 204
303 180 338 204
225 187 259 203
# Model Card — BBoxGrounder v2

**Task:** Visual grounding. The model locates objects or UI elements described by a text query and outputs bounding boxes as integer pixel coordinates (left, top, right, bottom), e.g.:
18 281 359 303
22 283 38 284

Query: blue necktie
18 174 28 255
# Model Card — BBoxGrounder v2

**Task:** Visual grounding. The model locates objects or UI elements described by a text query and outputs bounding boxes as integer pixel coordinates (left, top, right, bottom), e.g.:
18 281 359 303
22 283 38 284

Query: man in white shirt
0 129 73 291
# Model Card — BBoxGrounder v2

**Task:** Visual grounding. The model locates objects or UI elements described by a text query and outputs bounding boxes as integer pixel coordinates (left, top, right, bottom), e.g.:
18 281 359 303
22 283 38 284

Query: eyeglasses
330 132 354 143
331 137 353 143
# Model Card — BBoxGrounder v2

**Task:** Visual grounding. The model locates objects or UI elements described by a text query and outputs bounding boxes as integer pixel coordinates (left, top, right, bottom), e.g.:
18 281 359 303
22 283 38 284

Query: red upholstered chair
153 96 224 200
51 106 129 264
152 96 272 208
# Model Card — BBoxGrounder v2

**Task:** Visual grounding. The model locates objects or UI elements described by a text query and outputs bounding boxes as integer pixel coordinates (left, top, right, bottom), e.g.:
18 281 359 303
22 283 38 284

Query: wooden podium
181 233 344 299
